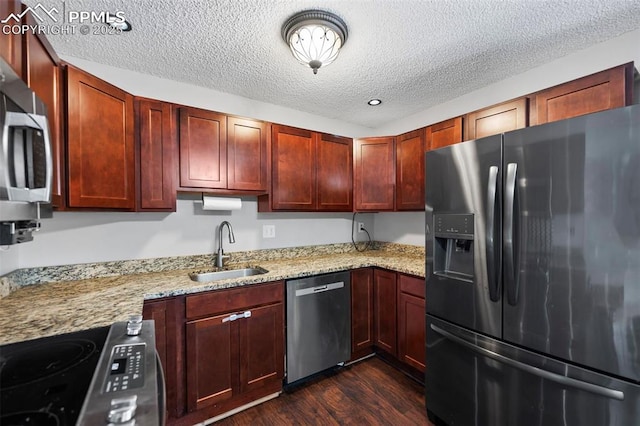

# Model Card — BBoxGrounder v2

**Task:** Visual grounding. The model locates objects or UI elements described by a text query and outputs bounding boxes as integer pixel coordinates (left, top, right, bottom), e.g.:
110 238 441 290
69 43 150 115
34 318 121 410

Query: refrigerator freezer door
502 104 640 382
426 316 640 426
426 134 503 338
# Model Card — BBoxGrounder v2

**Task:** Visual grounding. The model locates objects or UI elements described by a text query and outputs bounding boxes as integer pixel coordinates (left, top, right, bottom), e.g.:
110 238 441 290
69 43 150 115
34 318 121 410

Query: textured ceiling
29 0 640 129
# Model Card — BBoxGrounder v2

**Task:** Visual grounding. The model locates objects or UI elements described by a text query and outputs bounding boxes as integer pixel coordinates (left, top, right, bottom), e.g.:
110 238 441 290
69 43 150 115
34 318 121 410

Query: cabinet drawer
186 281 283 319
398 274 425 299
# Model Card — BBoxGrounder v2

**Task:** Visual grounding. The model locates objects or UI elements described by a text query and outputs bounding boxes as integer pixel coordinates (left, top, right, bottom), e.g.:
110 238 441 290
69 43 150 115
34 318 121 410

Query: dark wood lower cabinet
184 303 284 409
186 312 237 411
366 268 427 381
142 296 184 420
176 281 284 425
397 273 426 373
351 268 374 360
373 269 397 356
149 271 426 425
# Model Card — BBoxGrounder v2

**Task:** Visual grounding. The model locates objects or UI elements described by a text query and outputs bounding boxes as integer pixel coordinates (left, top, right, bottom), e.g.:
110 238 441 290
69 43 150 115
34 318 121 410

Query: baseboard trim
199 392 281 425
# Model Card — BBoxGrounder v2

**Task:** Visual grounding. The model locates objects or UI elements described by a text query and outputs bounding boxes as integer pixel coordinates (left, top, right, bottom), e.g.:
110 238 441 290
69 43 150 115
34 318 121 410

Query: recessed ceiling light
368 99 382 106
103 13 132 31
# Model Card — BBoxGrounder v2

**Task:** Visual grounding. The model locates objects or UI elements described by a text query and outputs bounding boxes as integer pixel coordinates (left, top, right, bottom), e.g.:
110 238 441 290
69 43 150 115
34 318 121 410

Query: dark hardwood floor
216 357 434 425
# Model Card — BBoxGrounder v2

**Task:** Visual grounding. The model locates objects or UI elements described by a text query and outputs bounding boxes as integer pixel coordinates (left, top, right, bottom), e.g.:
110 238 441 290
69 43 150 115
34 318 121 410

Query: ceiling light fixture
281 10 348 75
368 99 382 106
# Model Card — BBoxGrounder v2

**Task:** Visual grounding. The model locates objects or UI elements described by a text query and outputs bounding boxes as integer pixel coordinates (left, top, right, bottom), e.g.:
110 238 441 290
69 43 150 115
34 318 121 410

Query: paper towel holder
200 195 243 211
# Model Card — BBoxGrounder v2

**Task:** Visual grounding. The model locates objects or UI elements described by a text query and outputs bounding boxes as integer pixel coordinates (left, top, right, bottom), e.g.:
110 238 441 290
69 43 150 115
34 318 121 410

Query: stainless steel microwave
0 57 53 244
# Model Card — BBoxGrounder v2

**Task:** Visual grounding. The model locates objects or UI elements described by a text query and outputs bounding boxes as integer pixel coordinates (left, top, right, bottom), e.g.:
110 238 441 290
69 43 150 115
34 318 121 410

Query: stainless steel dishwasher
285 271 351 384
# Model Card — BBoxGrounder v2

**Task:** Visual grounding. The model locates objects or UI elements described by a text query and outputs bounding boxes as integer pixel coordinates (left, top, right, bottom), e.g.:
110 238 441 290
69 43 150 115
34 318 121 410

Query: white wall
0 194 374 271
373 212 425 246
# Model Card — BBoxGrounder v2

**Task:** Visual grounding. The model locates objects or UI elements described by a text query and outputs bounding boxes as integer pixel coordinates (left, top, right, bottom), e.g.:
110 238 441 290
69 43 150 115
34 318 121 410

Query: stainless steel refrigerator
425 104 640 426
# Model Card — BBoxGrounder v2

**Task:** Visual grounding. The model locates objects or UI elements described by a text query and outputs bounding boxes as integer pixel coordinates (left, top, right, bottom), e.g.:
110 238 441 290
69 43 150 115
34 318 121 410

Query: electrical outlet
262 224 276 239
358 222 365 233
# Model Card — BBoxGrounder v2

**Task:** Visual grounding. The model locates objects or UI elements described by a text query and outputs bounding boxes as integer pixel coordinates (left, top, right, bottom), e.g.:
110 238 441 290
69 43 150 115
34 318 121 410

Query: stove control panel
76 320 161 426
104 343 146 393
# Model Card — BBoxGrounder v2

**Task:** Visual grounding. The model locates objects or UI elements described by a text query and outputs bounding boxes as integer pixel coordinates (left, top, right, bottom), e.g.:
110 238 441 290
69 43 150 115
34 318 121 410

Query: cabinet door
271 125 316 210
24 19 65 209
354 137 395 211
396 129 425 211
426 117 463 150
227 117 268 191
374 269 397 356
136 99 177 211
239 302 284 394
186 313 238 412
142 297 183 419
317 133 353 211
397 274 426 372
0 0 22 77
66 66 135 209
465 98 528 141
351 268 374 358
179 107 227 189
531 63 633 125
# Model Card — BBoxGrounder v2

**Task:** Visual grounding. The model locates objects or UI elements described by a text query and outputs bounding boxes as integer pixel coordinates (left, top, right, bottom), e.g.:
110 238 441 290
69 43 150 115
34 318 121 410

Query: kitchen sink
188 266 268 282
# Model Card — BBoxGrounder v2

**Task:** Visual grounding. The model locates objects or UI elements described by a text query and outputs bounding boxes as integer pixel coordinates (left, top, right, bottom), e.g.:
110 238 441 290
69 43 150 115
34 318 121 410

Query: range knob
126 315 143 336
107 395 137 425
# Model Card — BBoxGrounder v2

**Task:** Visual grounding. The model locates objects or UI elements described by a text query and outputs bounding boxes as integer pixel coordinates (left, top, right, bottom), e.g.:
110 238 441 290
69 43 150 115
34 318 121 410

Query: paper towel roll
201 195 242 211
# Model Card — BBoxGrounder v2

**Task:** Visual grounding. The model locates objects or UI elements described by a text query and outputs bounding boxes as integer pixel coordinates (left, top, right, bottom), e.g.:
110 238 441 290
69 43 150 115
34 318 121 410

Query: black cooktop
0 326 110 426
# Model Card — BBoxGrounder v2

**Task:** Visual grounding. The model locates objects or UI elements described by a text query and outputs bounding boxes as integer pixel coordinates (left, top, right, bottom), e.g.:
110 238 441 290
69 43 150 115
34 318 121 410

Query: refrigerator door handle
504 162 519 306
430 323 625 401
486 166 500 302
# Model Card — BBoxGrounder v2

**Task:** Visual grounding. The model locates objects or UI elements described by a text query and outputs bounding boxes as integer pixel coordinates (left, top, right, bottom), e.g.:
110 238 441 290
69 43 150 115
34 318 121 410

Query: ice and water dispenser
433 214 474 282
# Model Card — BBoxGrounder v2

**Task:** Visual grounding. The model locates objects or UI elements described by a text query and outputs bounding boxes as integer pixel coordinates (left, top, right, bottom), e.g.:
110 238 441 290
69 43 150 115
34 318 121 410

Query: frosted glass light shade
282 10 348 75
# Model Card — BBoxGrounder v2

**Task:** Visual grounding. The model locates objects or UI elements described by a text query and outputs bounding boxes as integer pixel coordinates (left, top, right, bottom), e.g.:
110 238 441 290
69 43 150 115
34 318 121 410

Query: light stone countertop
0 249 424 345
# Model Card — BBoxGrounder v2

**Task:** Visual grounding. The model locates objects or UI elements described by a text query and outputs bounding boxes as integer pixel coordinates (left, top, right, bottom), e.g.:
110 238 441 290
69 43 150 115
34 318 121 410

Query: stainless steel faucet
215 221 236 268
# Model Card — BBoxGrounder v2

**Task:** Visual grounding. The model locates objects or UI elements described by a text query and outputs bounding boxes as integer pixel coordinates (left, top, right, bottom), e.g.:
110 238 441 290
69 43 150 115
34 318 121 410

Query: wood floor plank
216 357 434 425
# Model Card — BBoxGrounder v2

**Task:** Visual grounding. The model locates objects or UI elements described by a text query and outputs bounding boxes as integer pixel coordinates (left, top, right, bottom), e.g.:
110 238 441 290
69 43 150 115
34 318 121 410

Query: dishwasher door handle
295 281 345 297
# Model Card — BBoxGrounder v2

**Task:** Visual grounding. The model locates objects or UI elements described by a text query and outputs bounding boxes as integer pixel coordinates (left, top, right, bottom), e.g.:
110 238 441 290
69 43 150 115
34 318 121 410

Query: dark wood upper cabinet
178 110 268 193
354 137 395 211
373 268 397 356
179 107 227 190
0 0 23 77
261 125 352 211
395 129 425 211
227 117 269 191
426 117 463 150
269 124 315 210
23 14 65 209
66 65 135 209
464 98 528 141
397 273 426 373
530 62 634 125
136 98 177 211
317 133 353 211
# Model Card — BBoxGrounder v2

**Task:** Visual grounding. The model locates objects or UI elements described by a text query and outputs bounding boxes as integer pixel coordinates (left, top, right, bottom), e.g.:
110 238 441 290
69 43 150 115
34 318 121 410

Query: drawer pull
222 310 252 323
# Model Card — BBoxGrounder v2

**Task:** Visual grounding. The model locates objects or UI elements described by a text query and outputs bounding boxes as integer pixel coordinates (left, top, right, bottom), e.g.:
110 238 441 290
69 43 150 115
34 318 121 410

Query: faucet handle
216 253 231 268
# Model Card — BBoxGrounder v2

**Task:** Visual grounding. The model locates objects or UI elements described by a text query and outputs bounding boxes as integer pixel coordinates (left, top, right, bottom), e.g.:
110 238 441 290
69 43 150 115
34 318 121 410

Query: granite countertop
0 246 424 345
